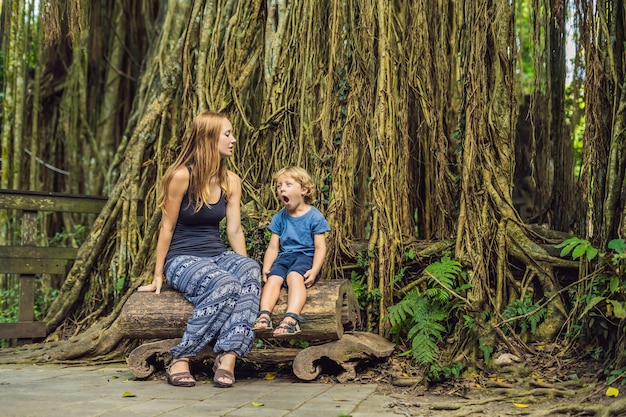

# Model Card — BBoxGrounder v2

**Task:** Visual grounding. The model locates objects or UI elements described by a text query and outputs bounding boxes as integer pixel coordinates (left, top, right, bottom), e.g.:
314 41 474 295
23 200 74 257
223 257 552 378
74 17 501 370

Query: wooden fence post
17 210 38 345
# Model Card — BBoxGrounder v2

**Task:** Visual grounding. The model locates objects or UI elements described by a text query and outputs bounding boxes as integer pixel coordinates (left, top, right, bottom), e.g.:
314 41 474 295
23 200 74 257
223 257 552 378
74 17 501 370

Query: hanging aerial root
504 221 569 340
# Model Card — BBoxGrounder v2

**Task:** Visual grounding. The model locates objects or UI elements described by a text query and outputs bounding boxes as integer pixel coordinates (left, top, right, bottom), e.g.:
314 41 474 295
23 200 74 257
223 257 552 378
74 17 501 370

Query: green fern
423 255 462 302
388 290 425 327
502 297 547 335
407 308 447 363
388 291 446 363
386 255 464 365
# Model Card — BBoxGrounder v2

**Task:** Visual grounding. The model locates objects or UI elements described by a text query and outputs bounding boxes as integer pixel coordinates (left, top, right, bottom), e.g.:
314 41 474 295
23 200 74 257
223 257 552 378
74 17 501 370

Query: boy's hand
262 269 270 283
303 270 316 288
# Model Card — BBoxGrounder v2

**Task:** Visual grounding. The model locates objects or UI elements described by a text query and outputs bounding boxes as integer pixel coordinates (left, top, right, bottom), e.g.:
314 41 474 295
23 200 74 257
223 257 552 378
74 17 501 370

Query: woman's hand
138 274 163 294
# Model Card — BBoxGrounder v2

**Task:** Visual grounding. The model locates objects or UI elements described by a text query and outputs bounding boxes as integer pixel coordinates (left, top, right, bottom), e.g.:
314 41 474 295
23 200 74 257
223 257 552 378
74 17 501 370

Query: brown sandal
166 358 196 387
252 310 273 331
272 312 306 338
213 368 235 388
212 352 236 388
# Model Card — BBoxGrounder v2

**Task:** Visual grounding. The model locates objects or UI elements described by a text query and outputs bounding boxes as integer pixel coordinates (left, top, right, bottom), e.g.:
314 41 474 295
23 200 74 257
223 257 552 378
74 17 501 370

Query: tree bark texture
117 279 361 341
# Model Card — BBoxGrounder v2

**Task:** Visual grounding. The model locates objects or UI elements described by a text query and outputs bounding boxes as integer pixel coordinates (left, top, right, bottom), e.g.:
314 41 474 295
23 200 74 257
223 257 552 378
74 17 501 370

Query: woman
138 111 260 388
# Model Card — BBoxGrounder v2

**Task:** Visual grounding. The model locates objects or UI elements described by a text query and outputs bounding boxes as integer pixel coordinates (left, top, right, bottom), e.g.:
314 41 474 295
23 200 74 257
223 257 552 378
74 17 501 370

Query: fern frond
503 297 547 335
528 306 547 334
406 306 447 364
387 264 462 365
408 320 446 342
411 334 440 363
387 291 427 328
423 255 462 302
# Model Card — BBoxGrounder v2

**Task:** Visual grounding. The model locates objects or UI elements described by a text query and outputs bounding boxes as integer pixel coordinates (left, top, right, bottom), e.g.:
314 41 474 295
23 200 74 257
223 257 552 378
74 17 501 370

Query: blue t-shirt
268 206 330 257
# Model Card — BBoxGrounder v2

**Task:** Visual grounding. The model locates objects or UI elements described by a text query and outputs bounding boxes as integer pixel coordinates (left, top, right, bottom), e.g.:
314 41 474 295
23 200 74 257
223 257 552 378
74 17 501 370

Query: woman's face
218 119 236 158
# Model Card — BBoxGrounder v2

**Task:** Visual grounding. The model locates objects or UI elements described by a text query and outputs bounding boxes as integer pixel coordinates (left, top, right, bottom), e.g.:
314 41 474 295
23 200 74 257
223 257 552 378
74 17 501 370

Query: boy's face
276 175 307 208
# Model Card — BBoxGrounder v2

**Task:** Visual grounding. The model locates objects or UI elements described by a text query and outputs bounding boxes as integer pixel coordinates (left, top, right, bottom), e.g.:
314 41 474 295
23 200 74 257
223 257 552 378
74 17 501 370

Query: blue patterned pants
164 252 261 358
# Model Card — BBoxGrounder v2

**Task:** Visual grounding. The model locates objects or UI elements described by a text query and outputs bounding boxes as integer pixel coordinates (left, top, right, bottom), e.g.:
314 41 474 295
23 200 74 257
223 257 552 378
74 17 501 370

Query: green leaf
557 242 577 257
116 277 125 292
610 276 620 294
586 247 599 261
554 239 570 248
609 239 626 254
479 340 494 364
251 401 264 407
555 237 580 254
608 300 626 319
463 314 475 331
578 296 606 320
572 244 587 260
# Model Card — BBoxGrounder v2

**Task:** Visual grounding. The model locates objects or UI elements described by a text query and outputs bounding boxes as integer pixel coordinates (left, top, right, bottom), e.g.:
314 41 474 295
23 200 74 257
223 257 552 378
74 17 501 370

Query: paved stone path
4 362 607 416
0 363 404 417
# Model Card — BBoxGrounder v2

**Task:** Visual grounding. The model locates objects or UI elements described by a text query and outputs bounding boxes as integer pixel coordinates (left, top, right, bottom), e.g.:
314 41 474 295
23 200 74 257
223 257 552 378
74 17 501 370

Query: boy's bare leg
260 275 284 312
273 272 307 335
254 276 283 329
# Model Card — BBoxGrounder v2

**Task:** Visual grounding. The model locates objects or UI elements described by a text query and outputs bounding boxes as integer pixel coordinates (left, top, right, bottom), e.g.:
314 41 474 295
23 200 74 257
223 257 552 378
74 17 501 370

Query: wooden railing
0 189 107 340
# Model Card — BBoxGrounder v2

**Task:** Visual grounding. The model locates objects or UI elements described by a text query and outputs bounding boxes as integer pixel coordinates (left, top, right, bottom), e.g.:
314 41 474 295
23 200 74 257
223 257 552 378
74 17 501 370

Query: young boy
253 166 330 337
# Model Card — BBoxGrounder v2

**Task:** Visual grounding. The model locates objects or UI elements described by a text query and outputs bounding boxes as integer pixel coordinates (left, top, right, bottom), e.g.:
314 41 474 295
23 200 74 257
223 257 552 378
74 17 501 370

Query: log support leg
127 332 395 381
292 332 395 382
127 339 303 379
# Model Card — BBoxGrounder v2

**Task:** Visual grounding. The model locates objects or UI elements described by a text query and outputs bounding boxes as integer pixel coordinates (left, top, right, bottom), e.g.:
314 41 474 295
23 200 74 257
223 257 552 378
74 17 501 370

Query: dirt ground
270 343 626 417
357 363 621 416
363 383 624 417
338 345 626 417
225 357 624 417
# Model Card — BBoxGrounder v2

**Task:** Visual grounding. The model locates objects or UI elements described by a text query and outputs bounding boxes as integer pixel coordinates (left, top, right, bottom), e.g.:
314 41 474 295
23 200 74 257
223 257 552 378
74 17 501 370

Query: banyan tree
2 0 626 378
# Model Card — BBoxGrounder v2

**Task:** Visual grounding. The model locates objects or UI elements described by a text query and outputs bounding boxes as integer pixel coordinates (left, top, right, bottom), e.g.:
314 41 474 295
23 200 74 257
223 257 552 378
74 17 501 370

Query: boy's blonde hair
274 166 315 204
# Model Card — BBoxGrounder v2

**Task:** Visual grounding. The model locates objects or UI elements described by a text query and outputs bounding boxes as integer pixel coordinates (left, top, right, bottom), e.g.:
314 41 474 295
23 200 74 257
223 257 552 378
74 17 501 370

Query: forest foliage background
2 0 626 381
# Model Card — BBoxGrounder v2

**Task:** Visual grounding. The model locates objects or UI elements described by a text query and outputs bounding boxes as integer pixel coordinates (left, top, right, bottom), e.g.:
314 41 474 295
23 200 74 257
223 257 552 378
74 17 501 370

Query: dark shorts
267 252 318 286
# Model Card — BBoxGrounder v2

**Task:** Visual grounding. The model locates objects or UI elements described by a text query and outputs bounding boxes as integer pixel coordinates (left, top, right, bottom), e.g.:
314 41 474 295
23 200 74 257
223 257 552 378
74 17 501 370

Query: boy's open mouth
282 195 290 203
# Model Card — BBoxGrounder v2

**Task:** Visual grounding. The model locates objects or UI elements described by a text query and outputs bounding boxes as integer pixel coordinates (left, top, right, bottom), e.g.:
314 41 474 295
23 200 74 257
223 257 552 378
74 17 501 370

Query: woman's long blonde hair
158 111 230 212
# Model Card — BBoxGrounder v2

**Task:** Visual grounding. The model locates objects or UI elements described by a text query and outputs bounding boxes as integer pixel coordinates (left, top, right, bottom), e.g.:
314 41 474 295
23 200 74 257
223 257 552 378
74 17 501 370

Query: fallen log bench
118 279 395 381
